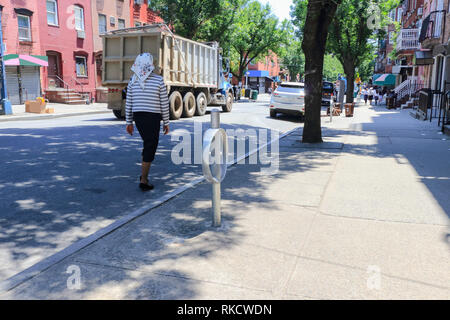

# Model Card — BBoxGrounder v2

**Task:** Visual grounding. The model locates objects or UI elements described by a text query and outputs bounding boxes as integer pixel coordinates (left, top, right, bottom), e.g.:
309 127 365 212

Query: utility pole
0 5 12 115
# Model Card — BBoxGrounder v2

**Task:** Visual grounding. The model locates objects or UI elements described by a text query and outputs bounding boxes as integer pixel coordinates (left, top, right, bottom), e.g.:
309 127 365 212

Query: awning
373 73 396 86
414 51 434 65
247 70 269 78
2 54 48 67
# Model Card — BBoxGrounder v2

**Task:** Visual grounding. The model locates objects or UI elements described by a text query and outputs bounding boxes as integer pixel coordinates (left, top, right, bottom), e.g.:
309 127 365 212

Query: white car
269 82 305 119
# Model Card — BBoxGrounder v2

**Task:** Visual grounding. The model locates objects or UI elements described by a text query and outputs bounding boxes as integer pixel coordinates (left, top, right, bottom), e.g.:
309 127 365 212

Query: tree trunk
344 61 355 104
301 0 340 143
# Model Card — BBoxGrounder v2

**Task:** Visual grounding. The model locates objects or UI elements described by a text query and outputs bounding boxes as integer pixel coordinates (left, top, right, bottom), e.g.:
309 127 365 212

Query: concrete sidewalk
0 103 110 122
1 102 449 299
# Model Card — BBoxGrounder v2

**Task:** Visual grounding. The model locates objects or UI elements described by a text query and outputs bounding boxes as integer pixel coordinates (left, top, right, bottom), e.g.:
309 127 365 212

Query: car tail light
273 93 279 96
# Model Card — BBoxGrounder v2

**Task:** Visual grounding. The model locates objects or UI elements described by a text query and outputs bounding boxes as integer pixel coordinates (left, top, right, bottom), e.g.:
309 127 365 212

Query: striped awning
2 54 48 67
373 74 396 86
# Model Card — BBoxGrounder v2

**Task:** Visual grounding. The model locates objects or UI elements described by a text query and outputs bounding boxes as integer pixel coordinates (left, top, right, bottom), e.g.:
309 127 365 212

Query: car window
277 85 304 94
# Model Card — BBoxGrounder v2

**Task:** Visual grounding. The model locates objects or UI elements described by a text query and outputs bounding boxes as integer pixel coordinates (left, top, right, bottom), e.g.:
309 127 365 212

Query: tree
298 0 341 143
281 40 304 80
327 0 376 104
195 0 248 57
327 0 400 103
228 1 290 83
150 0 223 39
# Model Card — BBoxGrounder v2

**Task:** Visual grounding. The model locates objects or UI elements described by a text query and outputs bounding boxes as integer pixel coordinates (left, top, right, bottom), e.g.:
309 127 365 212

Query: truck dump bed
101 25 219 89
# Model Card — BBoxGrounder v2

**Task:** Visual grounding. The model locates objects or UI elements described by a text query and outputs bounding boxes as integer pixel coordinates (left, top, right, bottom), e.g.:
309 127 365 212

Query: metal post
210 109 221 227
0 6 12 115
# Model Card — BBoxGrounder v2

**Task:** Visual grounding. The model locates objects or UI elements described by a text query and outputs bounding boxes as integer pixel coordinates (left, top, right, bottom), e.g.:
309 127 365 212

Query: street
0 96 300 282
1 99 449 299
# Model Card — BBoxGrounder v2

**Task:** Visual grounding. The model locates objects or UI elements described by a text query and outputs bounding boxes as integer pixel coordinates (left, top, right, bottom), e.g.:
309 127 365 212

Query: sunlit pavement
1 100 449 299
0 97 297 283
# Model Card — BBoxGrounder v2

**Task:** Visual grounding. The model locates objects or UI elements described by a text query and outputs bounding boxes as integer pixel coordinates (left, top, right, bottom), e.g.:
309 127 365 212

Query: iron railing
396 28 420 51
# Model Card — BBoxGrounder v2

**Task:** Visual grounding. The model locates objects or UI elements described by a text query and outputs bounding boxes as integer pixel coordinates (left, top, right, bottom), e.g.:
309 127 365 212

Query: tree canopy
228 1 290 81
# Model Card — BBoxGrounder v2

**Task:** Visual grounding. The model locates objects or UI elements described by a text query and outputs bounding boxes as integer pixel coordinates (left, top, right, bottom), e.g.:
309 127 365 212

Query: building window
46 0 58 26
74 5 84 31
118 19 125 29
98 14 107 34
75 56 87 77
135 21 142 27
18 15 31 41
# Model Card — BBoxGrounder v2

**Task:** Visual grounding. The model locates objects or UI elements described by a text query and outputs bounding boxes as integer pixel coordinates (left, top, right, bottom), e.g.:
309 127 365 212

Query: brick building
92 0 131 101
130 0 163 26
246 52 282 93
38 0 96 104
0 0 47 105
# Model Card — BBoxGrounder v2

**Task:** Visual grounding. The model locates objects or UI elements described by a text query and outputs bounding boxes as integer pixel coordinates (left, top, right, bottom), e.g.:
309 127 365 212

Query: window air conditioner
77 30 85 39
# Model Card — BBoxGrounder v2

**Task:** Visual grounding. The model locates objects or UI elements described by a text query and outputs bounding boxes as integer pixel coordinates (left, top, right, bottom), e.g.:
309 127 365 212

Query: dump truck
101 24 233 120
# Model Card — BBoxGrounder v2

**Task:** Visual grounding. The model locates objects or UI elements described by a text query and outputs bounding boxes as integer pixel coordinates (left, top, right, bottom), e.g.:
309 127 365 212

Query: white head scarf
130 53 155 90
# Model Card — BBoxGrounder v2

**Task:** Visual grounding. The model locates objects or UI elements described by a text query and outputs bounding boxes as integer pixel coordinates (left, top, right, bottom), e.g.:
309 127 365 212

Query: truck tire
222 91 233 112
182 92 196 118
113 109 125 120
195 92 207 116
169 91 183 120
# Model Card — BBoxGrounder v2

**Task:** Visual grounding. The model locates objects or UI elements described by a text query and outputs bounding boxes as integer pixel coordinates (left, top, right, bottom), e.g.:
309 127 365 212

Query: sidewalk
1 102 449 299
0 103 110 122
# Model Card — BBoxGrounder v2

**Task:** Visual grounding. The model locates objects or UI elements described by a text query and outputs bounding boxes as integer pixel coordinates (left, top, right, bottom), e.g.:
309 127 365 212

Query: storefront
3 54 48 105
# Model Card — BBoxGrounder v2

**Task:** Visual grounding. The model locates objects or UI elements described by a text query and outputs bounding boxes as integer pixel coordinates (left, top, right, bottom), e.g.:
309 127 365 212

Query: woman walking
125 53 170 191
362 87 368 104
368 87 374 105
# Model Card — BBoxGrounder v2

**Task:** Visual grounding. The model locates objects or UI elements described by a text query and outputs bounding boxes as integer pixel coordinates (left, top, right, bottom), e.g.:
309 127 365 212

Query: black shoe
139 176 154 191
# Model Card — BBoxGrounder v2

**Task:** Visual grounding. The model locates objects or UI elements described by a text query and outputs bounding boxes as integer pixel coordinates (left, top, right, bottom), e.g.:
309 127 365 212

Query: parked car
322 81 335 106
269 82 305 118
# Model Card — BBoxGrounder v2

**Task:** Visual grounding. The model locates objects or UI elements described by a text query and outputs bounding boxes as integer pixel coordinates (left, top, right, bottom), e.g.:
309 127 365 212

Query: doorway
47 51 62 88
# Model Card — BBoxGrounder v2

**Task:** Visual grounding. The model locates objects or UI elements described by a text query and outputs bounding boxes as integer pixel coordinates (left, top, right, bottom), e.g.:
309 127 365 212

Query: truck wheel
270 109 277 118
195 92 207 116
182 92 196 118
222 91 233 112
113 109 125 120
169 91 183 120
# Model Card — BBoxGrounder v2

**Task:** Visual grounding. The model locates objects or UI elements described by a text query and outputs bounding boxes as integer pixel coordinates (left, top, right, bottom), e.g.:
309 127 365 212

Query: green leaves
150 0 223 39
151 0 292 81
228 1 290 80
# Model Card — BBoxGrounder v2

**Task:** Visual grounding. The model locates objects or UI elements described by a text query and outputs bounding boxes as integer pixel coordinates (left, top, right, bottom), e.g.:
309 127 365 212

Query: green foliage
281 40 304 79
228 1 290 80
290 0 307 40
150 0 223 39
195 0 248 56
323 54 344 81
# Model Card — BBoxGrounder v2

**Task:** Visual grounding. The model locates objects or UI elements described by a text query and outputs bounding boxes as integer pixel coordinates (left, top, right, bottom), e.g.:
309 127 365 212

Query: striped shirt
125 73 170 126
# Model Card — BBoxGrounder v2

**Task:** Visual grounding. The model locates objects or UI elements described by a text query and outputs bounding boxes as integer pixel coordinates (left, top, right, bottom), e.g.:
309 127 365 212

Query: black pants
133 112 162 163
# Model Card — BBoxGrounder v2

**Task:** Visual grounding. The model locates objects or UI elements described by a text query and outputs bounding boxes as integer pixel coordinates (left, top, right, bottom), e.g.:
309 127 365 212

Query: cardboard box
25 99 47 114
45 108 55 114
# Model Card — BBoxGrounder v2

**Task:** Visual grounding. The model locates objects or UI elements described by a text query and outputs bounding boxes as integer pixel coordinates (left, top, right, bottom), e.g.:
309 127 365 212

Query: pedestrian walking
362 87 368 104
125 53 170 191
368 87 374 105
374 89 379 105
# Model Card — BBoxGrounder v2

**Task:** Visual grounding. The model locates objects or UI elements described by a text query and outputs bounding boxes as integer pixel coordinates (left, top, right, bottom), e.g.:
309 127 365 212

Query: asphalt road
0 97 302 282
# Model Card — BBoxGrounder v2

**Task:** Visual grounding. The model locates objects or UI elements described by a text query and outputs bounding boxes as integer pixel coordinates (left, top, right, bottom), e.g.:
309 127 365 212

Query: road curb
0 111 111 122
0 125 301 294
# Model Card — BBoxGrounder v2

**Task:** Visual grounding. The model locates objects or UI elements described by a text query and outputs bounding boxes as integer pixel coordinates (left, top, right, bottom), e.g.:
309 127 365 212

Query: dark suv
322 81 335 106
